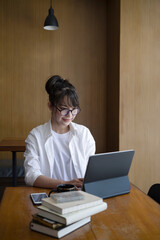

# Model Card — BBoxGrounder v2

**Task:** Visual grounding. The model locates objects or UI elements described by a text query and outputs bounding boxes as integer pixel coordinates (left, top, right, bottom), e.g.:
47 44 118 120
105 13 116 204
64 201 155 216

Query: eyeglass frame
55 106 81 116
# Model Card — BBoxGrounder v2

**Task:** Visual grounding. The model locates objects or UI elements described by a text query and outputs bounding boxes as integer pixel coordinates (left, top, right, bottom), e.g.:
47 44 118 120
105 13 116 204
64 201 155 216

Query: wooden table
0 139 25 186
0 184 160 240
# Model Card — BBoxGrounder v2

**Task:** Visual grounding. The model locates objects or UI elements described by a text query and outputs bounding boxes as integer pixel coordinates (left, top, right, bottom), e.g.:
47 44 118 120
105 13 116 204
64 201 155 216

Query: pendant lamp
44 0 59 30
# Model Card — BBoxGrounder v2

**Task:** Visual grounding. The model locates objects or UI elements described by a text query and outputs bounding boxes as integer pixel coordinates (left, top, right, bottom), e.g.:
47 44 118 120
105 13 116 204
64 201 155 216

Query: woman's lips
62 118 72 122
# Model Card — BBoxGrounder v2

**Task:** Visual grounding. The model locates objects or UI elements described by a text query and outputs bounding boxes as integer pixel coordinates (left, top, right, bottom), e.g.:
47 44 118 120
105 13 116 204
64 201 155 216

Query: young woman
24 75 96 189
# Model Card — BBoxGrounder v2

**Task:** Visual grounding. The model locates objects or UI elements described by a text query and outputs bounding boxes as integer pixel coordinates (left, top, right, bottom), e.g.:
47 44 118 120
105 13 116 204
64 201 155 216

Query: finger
78 178 84 182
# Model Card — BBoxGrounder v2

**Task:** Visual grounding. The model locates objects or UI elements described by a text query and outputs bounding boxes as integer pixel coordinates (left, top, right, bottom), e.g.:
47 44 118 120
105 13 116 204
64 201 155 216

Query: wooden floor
0 177 25 202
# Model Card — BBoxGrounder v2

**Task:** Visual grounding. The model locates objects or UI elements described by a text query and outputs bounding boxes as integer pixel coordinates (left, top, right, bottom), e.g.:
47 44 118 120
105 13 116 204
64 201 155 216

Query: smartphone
30 192 48 205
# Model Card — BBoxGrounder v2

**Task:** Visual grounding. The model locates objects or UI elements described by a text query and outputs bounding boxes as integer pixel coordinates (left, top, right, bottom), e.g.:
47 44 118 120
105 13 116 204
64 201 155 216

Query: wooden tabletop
0 139 25 151
0 184 160 240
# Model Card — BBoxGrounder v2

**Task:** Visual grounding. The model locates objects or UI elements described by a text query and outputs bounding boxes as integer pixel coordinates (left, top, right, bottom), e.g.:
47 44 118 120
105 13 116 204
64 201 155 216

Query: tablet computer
83 150 135 199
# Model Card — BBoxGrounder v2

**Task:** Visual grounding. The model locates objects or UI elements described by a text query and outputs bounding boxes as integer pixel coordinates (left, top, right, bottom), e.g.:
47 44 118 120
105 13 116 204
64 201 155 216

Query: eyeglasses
55 106 81 116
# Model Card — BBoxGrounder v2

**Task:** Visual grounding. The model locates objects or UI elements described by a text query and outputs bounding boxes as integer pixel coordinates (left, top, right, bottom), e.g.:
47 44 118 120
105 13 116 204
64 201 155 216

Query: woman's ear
48 102 53 111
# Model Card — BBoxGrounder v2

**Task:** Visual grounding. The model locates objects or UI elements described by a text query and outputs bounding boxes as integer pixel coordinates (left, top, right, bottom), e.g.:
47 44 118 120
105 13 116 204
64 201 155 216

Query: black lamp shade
44 7 59 30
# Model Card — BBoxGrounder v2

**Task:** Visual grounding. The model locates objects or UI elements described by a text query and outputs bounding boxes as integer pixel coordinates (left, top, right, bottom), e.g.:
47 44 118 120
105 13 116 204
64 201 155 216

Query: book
42 190 103 214
30 216 91 238
32 214 64 228
37 201 107 225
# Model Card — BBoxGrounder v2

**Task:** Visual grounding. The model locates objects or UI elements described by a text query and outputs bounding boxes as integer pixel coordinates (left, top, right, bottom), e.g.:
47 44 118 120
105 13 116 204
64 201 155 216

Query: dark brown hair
45 75 80 108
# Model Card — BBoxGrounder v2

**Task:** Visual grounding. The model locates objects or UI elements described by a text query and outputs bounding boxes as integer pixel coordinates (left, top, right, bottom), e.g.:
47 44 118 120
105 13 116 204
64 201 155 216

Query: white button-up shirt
24 120 96 186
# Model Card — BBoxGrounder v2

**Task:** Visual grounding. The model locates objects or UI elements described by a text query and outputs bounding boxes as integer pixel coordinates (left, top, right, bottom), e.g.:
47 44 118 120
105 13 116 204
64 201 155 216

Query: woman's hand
65 178 84 188
33 175 84 189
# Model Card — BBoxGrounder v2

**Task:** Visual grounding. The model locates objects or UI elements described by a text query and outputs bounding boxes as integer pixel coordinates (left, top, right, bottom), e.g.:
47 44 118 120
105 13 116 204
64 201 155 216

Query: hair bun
45 75 64 94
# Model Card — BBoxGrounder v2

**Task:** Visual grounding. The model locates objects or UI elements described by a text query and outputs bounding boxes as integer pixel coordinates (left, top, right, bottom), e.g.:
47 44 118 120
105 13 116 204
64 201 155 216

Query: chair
147 183 160 204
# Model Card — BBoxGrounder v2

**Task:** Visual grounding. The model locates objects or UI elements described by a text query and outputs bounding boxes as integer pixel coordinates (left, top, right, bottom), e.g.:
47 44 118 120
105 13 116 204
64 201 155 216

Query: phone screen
30 193 48 205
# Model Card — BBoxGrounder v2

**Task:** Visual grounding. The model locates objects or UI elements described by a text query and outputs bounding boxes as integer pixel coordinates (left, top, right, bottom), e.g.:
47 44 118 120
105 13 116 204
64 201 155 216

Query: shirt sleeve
85 128 96 161
24 131 42 186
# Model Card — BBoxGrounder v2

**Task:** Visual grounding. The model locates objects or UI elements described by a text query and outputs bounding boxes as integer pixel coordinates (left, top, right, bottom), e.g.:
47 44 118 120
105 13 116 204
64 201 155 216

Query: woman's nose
66 110 72 117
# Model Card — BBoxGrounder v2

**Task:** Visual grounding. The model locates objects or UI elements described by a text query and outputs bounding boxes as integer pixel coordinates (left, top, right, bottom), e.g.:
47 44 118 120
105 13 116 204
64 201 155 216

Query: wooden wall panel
0 0 107 163
106 0 120 152
120 0 160 193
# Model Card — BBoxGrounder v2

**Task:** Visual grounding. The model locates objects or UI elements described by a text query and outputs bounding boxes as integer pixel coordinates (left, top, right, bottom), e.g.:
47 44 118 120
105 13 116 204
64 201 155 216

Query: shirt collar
45 119 77 140
44 119 52 142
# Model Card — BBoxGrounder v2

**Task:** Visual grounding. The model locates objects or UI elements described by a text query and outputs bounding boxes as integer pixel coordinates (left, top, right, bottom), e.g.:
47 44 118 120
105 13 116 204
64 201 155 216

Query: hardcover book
38 201 107 225
42 190 103 214
30 216 91 238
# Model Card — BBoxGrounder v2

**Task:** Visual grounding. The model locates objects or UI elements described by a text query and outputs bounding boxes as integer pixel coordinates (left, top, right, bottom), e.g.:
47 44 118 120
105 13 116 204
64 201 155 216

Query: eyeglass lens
61 108 79 116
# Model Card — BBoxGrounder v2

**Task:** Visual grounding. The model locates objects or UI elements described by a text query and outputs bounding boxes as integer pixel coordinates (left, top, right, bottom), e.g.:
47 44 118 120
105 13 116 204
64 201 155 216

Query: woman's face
49 96 77 130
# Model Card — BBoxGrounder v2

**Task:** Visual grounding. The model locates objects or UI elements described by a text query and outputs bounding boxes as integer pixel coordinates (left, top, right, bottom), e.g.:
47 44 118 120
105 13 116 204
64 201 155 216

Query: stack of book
30 190 107 238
